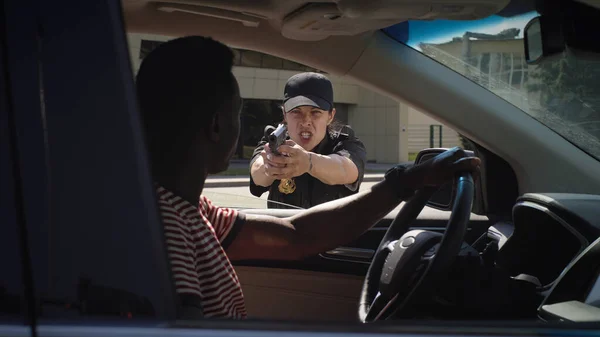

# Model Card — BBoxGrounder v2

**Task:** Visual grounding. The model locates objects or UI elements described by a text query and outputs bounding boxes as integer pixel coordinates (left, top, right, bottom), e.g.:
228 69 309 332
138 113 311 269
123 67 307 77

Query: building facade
420 34 532 112
127 33 461 163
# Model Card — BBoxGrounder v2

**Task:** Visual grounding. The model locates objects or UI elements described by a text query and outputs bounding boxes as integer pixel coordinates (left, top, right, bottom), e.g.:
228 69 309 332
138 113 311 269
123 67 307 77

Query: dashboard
493 193 600 322
495 198 588 287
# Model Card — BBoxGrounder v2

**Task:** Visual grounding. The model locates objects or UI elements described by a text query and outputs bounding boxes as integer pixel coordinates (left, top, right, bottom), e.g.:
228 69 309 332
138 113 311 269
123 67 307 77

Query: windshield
202 189 305 210
383 8 600 161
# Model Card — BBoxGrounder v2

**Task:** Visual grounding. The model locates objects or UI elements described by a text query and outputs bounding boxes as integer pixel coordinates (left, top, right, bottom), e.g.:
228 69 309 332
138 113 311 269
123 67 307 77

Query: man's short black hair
136 36 235 170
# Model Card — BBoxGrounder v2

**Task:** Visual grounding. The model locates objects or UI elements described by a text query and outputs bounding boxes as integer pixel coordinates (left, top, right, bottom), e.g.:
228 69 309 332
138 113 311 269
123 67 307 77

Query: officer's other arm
250 138 277 188
310 135 366 187
308 153 358 186
251 155 276 187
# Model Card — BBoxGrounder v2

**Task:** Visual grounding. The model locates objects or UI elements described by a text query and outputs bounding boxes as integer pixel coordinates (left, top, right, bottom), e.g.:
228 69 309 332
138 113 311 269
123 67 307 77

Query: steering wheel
358 173 474 322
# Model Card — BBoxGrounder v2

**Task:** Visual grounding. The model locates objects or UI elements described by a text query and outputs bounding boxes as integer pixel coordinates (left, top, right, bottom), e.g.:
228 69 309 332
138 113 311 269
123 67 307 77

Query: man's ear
208 112 220 143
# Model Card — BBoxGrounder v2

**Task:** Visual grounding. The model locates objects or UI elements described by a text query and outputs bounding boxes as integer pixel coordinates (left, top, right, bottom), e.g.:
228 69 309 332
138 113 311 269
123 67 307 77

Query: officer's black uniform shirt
249 126 367 209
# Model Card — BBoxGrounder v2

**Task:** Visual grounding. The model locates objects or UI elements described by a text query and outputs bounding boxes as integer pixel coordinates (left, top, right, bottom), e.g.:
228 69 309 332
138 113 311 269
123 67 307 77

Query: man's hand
405 147 481 190
261 140 311 180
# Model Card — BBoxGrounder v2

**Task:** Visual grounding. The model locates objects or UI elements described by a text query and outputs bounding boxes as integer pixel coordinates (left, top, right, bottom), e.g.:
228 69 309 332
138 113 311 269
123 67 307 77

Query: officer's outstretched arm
227 148 480 262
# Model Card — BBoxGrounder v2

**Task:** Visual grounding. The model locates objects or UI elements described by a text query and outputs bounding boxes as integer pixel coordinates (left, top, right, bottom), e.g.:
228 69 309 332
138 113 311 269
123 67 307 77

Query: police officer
249 72 367 209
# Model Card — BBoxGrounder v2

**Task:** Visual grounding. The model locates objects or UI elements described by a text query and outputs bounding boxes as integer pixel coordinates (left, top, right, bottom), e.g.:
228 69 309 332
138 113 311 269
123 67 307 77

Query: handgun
265 123 288 155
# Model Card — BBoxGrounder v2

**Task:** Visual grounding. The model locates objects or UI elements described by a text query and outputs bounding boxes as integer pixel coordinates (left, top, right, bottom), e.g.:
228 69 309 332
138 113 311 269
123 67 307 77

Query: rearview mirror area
414 148 476 212
524 1 600 64
524 17 543 63
523 15 564 64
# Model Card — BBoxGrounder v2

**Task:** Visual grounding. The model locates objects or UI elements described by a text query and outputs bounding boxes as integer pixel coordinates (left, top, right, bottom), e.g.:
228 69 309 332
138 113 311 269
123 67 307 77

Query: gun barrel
269 124 286 140
273 124 287 137
268 124 287 154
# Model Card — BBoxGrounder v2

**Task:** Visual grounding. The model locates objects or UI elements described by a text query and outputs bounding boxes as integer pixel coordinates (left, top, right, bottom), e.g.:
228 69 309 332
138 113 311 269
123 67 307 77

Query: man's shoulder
198 194 217 211
155 185 173 200
198 195 238 219
155 185 201 219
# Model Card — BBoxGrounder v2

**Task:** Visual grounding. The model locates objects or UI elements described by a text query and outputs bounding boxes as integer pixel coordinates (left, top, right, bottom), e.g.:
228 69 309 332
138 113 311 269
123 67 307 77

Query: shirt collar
312 130 337 154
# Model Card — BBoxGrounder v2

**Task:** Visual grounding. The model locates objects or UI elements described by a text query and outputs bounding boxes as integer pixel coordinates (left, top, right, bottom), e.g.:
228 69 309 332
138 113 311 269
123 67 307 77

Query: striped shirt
156 186 247 319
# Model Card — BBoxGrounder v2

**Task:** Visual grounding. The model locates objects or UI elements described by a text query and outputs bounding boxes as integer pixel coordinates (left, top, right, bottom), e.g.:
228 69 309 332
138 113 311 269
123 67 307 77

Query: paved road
203 181 378 209
202 181 490 222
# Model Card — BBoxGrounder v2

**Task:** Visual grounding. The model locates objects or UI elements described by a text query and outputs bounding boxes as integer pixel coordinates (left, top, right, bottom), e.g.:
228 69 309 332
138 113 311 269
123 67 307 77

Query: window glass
282 59 306 71
240 50 262 68
261 54 283 69
132 36 460 212
232 48 241 66
238 99 283 160
383 6 600 161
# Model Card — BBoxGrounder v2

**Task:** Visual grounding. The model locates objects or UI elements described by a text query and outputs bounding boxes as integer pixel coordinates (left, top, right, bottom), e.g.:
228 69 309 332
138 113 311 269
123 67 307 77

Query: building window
282 59 308 71
479 53 491 72
261 54 283 69
235 99 283 159
240 50 262 68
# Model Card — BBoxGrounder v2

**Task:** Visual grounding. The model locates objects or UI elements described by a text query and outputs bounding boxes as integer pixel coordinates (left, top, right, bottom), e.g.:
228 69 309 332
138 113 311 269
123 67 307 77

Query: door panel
234 207 492 321
237 206 492 275
236 267 362 322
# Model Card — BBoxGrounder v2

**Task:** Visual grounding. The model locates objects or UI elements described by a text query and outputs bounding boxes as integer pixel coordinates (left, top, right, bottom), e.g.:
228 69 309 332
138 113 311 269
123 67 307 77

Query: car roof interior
123 0 516 75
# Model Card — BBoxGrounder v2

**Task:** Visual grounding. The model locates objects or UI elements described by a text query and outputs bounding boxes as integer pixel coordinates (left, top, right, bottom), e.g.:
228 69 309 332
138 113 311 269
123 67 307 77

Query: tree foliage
526 50 600 122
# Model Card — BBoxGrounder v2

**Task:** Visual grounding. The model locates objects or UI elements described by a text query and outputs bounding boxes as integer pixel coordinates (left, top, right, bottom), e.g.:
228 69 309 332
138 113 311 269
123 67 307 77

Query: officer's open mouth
300 132 312 140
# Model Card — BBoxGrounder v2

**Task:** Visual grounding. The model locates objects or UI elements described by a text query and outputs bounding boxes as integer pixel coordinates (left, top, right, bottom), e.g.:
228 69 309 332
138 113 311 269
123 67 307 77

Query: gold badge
278 178 296 194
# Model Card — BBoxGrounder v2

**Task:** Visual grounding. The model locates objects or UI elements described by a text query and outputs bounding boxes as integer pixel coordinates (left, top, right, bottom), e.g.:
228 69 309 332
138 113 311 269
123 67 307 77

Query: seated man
136 36 480 319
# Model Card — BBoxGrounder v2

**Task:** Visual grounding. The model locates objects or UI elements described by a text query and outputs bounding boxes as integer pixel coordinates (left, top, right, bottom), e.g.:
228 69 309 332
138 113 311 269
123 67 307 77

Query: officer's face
284 105 335 151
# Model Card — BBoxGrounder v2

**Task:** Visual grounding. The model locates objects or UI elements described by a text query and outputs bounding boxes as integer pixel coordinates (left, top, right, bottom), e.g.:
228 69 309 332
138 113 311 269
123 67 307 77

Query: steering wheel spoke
420 242 440 263
366 292 400 322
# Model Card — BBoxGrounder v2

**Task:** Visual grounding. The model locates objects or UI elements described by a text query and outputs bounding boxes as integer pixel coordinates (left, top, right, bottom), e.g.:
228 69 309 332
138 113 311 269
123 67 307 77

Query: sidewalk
206 160 410 188
226 159 403 171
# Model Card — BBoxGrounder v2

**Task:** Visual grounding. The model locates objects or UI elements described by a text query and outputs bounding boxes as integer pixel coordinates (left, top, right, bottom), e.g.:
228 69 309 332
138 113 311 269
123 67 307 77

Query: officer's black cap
283 72 333 112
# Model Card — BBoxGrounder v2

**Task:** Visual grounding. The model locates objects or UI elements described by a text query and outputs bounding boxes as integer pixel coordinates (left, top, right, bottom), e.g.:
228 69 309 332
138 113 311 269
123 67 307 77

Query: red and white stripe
156 186 247 319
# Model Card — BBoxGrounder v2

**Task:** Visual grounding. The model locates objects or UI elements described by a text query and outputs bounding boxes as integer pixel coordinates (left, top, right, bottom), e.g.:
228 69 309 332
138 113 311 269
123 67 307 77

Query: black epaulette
335 124 355 141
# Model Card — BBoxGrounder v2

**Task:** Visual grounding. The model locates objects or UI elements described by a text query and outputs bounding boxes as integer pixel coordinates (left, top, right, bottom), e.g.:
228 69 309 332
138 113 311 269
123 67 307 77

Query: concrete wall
127 33 461 163
232 67 360 105
347 89 408 163
408 107 461 152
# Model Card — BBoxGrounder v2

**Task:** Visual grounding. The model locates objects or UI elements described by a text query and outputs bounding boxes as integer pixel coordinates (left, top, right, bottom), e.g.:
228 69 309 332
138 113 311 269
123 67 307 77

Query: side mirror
414 148 475 211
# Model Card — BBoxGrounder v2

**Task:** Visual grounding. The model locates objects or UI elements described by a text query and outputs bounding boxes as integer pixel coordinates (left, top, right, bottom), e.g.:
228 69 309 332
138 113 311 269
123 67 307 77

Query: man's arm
227 147 480 262
226 178 403 261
